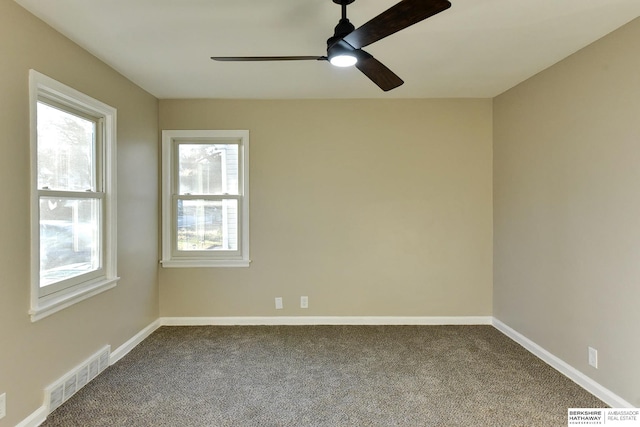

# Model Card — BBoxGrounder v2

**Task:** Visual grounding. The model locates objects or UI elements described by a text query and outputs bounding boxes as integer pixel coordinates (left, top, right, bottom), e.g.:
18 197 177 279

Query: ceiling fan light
330 54 357 67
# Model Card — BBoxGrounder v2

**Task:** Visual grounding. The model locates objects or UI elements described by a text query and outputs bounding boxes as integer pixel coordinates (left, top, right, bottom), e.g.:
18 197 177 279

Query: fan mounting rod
333 0 356 20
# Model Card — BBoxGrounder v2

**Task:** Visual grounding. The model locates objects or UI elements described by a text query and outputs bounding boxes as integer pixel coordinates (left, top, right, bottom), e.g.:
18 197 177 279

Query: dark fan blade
354 50 403 91
343 0 451 49
211 56 325 61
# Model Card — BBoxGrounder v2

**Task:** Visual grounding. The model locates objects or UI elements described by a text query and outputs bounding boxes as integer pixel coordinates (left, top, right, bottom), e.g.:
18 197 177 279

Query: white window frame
161 130 250 268
29 70 118 322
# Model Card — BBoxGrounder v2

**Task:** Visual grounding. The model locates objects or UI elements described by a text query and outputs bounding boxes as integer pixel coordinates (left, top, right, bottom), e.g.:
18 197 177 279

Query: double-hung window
29 70 118 321
161 130 250 267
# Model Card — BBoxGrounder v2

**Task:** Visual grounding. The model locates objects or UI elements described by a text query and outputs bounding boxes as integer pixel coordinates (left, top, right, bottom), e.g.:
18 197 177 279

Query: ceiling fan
211 0 451 92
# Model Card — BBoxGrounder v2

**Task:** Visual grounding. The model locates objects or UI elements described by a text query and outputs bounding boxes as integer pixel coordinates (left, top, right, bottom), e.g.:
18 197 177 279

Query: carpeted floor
42 325 606 426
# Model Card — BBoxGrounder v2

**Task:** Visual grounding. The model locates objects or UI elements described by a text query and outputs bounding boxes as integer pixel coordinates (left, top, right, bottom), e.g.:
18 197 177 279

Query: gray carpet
42 325 606 426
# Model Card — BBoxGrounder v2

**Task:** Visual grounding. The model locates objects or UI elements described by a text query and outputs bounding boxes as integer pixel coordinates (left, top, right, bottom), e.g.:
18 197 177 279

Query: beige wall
0 2 159 425
10 0 638 420
159 99 493 317
493 18 640 406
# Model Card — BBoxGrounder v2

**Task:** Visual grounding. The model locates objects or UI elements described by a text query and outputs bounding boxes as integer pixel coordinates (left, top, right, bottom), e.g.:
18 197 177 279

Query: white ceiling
15 0 640 99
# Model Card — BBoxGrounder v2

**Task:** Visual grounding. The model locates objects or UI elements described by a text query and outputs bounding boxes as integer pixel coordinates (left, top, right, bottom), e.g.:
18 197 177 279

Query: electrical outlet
0 392 6 419
588 347 598 368
300 296 308 309
275 297 283 310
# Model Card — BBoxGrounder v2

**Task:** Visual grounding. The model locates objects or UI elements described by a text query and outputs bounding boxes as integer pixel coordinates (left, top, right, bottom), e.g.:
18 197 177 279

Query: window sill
30 277 119 322
160 259 251 268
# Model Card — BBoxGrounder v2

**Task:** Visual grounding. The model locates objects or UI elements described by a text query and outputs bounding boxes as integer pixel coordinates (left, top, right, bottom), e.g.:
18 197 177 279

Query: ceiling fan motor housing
327 18 356 50
327 0 357 50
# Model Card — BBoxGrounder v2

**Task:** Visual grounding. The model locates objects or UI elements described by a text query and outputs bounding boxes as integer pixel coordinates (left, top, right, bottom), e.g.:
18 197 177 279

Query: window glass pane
178 144 238 195
177 199 238 251
37 102 96 191
40 197 101 287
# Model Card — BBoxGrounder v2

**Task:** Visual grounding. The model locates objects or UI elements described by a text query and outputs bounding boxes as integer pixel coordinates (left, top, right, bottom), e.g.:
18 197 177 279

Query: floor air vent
45 345 110 413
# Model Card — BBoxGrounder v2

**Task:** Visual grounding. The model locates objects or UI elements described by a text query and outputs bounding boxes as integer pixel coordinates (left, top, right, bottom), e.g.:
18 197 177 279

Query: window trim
161 130 250 268
29 70 119 321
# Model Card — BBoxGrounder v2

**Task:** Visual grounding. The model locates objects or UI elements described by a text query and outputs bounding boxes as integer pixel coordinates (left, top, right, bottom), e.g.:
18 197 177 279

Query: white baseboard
110 319 161 365
160 316 493 326
15 405 47 427
492 318 633 408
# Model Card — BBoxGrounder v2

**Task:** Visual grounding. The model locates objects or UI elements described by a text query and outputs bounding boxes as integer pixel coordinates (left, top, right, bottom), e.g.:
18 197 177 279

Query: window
29 70 118 321
161 130 250 267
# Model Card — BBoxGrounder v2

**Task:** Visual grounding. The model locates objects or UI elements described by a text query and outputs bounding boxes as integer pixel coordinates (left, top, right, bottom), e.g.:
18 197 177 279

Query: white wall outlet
275 297 283 310
0 392 6 419
300 296 309 309
588 346 598 368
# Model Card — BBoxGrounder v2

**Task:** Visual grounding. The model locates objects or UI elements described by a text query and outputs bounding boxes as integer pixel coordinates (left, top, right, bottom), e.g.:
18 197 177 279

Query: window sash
171 195 243 258
172 140 244 259
35 104 105 296
175 141 241 196
38 189 105 199
38 192 105 297
36 97 104 193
